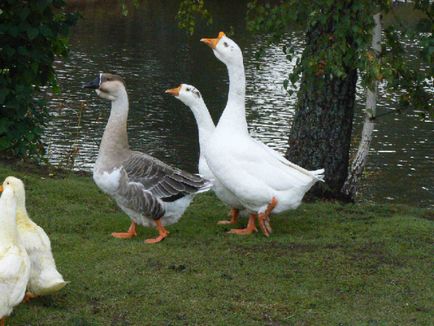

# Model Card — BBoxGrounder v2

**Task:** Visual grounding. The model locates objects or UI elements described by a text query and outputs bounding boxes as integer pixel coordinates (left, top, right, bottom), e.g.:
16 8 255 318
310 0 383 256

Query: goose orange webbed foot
258 197 277 237
227 214 257 235
227 227 257 235
145 219 169 244
145 234 168 244
258 213 272 237
112 222 138 239
217 208 239 225
22 291 37 303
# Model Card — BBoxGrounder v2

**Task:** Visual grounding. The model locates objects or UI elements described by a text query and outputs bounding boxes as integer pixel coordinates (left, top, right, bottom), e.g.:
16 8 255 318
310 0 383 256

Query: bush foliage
0 0 77 159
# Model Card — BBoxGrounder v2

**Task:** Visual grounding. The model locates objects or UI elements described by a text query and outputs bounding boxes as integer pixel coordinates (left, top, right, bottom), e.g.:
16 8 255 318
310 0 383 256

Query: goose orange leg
145 219 169 244
23 291 37 303
217 208 239 225
258 197 278 237
227 214 257 235
1 317 5 326
112 222 137 239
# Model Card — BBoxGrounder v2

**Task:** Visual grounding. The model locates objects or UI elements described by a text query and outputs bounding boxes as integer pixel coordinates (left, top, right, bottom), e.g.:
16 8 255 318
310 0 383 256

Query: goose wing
252 139 324 181
0 246 29 306
0 247 24 280
208 135 319 193
122 151 211 203
116 152 210 219
115 179 166 219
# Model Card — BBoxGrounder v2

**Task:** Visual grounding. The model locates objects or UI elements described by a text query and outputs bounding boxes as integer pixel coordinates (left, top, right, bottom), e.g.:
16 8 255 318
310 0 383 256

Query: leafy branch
176 0 213 36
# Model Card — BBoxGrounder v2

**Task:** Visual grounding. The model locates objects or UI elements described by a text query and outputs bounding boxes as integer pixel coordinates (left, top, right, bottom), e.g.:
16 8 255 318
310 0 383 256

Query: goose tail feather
196 177 213 194
311 169 325 182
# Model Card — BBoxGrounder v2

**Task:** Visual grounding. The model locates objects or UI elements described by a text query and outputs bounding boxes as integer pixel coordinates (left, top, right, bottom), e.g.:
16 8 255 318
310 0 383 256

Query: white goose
200 32 324 236
0 179 30 326
165 84 250 227
4 177 67 301
83 73 212 243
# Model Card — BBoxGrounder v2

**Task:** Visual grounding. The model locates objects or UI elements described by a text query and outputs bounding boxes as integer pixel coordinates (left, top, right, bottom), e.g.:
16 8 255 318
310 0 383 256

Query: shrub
0 0 77 159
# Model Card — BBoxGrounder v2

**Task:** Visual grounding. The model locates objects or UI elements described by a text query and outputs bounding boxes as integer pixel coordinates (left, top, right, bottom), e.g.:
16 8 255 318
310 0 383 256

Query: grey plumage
85 72 211 239
117 152 210 220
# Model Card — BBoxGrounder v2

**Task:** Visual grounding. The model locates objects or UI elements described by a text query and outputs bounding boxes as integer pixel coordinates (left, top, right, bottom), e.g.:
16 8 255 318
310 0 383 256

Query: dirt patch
348 242 404 269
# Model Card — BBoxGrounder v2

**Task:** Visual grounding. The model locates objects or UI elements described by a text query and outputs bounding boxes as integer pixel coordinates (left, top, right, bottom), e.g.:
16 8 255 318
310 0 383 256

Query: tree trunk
342 13 382 199
286 19 358 201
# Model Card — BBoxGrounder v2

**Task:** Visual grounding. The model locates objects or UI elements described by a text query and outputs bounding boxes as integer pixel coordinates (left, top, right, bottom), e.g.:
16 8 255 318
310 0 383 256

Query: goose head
0 176 25 208
83 73 126 101
200 32 243 66
165 84 203 108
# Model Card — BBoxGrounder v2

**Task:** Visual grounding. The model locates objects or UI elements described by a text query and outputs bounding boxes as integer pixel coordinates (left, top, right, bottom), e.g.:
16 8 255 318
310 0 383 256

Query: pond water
44 0 433 207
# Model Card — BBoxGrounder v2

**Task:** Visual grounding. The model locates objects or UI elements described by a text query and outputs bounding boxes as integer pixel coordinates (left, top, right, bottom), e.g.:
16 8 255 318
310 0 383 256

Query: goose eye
223 42 229 47
186 88 191 92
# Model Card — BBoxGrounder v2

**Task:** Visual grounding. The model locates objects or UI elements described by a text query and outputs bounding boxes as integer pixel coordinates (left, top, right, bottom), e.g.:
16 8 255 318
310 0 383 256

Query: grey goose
83 73 211 243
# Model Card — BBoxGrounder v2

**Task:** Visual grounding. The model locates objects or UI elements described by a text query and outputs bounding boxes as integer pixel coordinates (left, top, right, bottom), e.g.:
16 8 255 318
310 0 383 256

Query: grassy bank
0 162 432 325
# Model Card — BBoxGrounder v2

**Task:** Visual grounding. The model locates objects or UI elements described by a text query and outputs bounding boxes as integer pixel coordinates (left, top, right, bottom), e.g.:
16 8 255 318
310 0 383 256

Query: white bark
342 13 382 199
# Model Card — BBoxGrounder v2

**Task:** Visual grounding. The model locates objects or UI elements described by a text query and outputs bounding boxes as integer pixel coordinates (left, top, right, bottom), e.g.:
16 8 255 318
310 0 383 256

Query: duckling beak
165 86 181 96
0 185 3 193
83 75 101 89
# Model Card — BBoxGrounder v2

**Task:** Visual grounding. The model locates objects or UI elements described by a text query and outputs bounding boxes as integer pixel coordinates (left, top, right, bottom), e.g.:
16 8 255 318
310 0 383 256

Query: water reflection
42 0 433 207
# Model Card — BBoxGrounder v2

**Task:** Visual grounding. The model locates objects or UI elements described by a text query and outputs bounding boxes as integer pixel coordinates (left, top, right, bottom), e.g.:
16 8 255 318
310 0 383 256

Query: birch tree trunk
342 13 382 199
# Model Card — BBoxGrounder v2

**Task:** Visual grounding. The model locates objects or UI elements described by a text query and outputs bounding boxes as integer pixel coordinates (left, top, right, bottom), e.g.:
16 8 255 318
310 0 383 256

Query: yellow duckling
2 177 67 301
0 178 31 326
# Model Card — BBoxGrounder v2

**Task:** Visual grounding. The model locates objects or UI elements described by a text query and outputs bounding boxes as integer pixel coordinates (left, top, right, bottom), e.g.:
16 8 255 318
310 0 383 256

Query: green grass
1 162 433 325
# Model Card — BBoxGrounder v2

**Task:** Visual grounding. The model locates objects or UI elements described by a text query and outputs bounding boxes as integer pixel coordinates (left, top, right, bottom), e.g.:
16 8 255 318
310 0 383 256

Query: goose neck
16 206 30 223
98 91 130 162
0 193 18 245
227 62 246 108
189 100 215 150
218 61 248 133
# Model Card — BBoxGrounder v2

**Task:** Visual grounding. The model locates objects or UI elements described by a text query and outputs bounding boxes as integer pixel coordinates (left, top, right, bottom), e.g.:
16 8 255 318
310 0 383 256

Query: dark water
44 0 433 207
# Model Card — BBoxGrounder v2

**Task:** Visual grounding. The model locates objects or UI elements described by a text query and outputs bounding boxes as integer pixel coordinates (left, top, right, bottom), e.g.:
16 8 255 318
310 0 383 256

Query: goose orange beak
0 185 3 193
165 85 181 96
200 31 225 49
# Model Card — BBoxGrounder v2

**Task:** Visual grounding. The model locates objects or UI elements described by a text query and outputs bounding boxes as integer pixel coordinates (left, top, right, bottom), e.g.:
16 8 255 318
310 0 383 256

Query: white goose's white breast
93 167 122 194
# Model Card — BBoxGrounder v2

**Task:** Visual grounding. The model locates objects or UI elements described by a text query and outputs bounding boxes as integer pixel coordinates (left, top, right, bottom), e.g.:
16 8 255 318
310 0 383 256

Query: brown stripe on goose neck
101 73 126 86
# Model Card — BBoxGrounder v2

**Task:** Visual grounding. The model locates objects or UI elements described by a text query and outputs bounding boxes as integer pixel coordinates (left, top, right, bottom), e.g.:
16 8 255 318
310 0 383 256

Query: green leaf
0 88 10 104
40 25 53 38
19 7 30 21
0 137 10 150
121 3 128 16
27 27 39 40
0 118 11 134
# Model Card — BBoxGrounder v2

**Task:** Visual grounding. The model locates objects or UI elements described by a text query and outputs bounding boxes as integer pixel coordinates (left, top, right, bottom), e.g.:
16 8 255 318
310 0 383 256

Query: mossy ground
1 162 432 325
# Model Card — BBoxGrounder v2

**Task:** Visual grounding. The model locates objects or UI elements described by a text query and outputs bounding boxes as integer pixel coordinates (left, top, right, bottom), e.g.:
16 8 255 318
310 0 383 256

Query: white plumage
200 32 324 236
7 176 67 299
0 180 30 325
166 84 246 225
